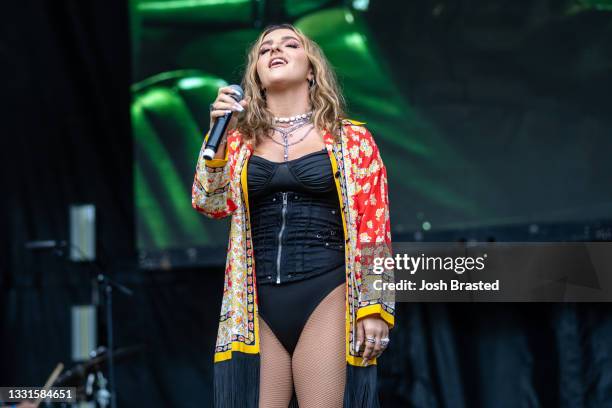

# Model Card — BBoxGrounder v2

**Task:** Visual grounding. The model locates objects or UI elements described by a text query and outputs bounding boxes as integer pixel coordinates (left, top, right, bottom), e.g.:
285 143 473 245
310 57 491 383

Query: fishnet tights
258 283 346 408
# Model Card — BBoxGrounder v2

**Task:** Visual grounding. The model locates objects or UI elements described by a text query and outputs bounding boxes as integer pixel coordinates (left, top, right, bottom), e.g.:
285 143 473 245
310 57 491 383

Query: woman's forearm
212 138 227 160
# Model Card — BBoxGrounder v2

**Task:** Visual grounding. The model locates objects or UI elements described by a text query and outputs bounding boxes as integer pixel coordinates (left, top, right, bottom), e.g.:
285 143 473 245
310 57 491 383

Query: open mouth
269 57 287 68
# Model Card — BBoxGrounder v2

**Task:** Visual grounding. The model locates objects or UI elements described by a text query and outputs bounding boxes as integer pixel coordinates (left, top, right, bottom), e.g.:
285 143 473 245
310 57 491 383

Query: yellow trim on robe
240 150 251 226
238 148 262 363
203 131 230 167
214 340 260 363
327 142 355 366
356 304 395 330
344 118 366 126
327 142 349 253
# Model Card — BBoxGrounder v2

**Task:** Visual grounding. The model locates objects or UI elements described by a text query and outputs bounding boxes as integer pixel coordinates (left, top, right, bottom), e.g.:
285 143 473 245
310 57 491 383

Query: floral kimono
192 118 395 407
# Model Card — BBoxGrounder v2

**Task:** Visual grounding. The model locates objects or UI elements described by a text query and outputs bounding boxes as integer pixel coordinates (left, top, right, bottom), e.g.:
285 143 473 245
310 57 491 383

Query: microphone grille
229 84 245 101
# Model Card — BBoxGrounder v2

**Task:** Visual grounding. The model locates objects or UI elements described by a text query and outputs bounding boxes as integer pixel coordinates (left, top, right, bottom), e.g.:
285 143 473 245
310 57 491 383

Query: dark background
2 1 612 407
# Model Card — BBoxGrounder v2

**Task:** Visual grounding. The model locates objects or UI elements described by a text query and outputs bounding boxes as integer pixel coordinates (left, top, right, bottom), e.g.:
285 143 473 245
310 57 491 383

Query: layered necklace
267 111 314 162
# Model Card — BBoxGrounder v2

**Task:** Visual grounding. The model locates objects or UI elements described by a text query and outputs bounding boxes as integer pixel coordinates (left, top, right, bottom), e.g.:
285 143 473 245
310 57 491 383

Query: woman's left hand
355 315 390 364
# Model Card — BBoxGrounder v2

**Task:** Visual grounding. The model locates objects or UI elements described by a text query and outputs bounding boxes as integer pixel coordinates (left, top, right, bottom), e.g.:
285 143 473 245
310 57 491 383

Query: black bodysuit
248 148 346 355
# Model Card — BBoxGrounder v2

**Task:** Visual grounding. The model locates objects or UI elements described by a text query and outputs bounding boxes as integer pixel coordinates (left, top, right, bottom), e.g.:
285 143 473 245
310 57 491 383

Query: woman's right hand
209 86 250 138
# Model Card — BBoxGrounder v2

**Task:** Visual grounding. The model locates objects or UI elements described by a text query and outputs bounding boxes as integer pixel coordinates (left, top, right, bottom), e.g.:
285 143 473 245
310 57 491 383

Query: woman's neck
266 85 311 118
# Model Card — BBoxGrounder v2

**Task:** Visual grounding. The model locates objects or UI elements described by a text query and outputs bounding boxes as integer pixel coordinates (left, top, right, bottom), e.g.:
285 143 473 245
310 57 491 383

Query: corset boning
247 149 345 285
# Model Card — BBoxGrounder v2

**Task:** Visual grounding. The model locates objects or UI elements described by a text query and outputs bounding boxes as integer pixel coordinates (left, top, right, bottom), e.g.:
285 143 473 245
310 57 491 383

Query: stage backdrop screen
131 1 612 268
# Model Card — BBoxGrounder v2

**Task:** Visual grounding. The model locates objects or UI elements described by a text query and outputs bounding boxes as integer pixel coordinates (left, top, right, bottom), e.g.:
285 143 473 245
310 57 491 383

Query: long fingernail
234 104 244 112
362 358 369 366
355 341 361 352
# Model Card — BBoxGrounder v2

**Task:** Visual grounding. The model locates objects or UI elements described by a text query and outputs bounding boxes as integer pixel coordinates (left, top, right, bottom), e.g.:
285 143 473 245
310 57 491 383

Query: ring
380 337 390 347
366 336 376 344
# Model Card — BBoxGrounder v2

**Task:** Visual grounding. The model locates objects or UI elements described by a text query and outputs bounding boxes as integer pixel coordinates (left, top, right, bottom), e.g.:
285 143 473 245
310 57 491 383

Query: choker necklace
267 117 315 162
273 111 313 124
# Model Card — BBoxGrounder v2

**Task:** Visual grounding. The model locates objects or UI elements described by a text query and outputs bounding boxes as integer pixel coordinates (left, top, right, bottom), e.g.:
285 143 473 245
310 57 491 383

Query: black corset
247 149 345 285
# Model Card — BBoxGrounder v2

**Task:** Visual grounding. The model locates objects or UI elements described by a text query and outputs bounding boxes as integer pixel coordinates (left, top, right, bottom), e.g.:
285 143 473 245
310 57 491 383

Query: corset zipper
276 192 288 284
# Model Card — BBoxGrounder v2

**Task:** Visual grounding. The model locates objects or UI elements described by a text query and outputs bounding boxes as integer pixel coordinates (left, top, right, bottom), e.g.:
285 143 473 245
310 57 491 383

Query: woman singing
192 23 395 408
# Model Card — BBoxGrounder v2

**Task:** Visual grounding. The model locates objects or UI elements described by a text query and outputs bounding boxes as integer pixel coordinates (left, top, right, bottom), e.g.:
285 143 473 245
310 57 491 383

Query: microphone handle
203 111 233 160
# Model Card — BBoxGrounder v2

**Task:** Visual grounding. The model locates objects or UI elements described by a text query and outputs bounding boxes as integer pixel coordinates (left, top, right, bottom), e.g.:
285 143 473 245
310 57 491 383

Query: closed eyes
259 43 299 55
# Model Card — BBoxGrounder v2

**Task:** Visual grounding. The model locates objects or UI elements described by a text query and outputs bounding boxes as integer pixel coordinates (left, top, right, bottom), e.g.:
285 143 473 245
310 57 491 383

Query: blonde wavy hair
236 23 346 146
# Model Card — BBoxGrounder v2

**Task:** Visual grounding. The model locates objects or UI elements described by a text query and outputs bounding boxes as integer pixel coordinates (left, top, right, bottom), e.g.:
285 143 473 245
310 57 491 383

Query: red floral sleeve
354 127 395 329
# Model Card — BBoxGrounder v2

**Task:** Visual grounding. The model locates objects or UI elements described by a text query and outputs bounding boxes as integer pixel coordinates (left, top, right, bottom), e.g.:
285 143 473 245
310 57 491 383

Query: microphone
203 84 244 160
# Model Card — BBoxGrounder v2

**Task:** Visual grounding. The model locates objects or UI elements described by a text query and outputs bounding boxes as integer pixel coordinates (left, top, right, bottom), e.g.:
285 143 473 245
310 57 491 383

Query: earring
308 78 315 88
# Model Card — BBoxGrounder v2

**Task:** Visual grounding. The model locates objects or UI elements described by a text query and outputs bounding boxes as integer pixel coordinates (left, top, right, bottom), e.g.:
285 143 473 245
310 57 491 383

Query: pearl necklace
273 111 313 124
